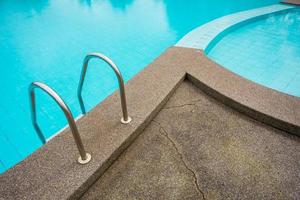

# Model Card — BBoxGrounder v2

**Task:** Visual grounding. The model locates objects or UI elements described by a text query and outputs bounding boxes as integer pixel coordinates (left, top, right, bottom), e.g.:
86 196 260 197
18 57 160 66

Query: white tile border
176 4 295 50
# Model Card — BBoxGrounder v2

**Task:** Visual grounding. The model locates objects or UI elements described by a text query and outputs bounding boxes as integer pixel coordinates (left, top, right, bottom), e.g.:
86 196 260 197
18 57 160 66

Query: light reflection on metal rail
77 53 132 124
29 82 91 164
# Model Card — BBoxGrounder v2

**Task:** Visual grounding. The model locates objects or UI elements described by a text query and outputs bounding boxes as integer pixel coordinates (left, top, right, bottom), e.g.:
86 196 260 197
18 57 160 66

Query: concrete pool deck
0 47 299 199
81 81 300 200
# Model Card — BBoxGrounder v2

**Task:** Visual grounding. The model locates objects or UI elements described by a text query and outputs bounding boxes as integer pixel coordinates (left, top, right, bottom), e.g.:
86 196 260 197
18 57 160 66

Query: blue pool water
208 8 300 97
0 0 279 173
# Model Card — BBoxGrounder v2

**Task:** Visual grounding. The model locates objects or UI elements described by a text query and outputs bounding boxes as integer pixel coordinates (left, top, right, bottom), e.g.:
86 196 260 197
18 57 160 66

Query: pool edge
175 4 295 51
0 46 299 200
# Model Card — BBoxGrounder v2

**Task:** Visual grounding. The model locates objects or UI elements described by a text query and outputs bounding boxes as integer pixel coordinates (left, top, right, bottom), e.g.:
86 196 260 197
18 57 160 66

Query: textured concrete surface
185 48 300 135
81 123 203 200
0 47 186 200
82 81 300 200
1 47 299 199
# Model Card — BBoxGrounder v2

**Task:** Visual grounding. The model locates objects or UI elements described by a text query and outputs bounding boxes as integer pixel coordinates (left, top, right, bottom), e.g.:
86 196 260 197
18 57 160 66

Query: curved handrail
29 82 91 164
77 53 132 124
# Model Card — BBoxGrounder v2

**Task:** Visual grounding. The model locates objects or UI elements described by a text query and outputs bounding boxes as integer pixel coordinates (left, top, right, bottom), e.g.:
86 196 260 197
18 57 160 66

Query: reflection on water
109 0 134 10
78 0 134 10
0 0 49 14
78 0 93 7
0 0 279 173
164 0 280 38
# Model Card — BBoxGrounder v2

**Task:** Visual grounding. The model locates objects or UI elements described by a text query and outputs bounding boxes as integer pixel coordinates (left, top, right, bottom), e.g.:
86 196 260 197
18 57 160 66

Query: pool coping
176 4 296 52
0 46 299 200
282 0 300 6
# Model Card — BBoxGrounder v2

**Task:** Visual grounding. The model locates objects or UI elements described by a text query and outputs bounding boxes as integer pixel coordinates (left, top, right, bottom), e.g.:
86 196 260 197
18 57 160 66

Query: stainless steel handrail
29 82 91 164
77 53 132 124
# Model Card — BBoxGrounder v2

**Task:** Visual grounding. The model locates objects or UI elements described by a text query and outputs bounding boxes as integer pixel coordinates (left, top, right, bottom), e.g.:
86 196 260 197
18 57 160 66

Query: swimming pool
0 0 279 173
208 8 300 97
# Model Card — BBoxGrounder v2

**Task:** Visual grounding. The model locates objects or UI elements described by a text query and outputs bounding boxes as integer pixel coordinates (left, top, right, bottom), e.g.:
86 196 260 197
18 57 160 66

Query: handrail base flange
78 153 92 165
121 116 132 124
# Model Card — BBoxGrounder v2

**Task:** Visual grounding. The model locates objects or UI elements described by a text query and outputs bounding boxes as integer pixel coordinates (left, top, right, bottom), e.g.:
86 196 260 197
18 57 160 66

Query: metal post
29 82 91 164
77 53 132 124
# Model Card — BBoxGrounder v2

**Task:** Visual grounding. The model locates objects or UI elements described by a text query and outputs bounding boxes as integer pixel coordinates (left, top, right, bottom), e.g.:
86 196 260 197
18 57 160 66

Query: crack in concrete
152 120 206 200
163 99 202 110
